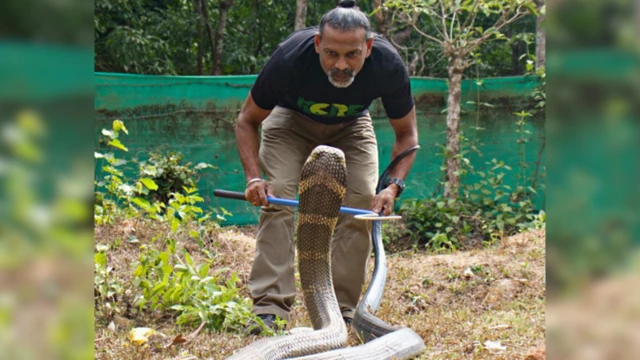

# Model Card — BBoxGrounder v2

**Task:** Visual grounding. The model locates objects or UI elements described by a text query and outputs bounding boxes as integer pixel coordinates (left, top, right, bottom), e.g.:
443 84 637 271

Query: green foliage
132 185 212 236
396 130 544 251
399 194 543 251
94 0 539 77
94 0 337 75
94 0 192 74
381 221 408 249
93 119 261 334
94 120 139 225
469 264 490 278
382 0 546 249
529 210 545 230
131 241 255 331
94 120 219 226
93 120 220 228
137 150 216 204
94 244 125 321
530 68 546 116
0 0 93 46
94 231 263 333
383 0 538 72
379 0 536 77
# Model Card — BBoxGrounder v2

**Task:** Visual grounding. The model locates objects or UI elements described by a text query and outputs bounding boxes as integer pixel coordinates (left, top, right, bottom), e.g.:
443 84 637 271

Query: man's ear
314 34 321 54
365 37 374 57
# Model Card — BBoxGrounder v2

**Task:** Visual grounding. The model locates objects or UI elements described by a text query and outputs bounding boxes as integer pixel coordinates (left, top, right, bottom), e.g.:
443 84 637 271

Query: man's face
314 26 373 88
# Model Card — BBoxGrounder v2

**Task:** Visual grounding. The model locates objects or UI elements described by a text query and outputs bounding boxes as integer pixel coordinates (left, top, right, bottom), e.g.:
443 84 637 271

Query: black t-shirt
251 27 414 125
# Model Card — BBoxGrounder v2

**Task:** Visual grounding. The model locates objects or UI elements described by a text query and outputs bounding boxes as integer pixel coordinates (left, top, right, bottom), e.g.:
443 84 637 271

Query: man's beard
327 68 356 88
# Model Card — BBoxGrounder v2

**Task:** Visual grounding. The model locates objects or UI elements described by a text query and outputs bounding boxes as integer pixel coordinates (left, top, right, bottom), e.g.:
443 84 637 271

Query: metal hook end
354 214 402 221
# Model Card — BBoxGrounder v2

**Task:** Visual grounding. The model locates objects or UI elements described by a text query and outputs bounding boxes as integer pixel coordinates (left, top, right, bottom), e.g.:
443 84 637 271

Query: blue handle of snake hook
212 189 377 216
265 197 377 216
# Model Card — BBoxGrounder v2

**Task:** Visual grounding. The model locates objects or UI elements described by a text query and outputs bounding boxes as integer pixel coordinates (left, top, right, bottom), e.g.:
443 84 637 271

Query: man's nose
335 57 348 71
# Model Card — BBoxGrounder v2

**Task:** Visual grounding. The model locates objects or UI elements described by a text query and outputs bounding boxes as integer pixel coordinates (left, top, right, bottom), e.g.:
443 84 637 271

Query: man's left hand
370 186 398 216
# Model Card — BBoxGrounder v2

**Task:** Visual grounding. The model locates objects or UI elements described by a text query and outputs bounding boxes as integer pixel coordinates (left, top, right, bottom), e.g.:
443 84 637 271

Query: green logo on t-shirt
297 97 364 117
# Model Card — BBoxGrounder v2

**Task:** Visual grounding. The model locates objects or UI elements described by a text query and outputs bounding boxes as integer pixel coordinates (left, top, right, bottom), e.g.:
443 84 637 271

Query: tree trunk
505 27 522 75
408 51 419 76
444 56 464 199
193 0 204 75
193 0 216 74
294 0 308 31
212 0 233 75
392 26 413 45
196 34 204 75
252 0 262 74
510 40 522 75
373 0 391 39
535 0 546 70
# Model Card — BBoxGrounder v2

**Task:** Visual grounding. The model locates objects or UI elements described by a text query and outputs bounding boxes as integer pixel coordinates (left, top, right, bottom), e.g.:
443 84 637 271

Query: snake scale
228 145 425 360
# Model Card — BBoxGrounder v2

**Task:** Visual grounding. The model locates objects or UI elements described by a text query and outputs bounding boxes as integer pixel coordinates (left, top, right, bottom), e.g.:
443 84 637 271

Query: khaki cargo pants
249 106 378 321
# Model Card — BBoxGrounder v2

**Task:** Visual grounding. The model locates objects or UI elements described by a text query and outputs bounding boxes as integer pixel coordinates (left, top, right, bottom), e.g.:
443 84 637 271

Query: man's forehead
320 26 368 48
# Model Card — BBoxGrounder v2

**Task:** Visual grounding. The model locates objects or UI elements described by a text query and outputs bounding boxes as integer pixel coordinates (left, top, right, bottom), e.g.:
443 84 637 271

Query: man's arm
371 106 419 215
235 92 272 206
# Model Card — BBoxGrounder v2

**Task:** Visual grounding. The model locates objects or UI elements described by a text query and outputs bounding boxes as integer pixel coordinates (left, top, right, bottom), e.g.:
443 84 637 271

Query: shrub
137 150 215 204
94 120 256 334
397 155 543 251
94 120 218 226
132 239 255 331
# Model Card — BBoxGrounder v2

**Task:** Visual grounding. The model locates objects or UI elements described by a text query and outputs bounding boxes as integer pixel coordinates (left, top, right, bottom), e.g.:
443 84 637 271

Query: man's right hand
235 93 272 207
245 179 271 207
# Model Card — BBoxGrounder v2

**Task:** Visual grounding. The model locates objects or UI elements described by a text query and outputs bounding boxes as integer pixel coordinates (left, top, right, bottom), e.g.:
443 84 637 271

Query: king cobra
228 145 425 360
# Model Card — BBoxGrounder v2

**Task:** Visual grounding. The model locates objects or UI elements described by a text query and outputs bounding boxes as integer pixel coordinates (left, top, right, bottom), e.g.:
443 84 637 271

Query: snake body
227 145 425 360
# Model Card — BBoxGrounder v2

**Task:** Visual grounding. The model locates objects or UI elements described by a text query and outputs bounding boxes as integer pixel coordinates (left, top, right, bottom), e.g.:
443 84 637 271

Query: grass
94 217 545 360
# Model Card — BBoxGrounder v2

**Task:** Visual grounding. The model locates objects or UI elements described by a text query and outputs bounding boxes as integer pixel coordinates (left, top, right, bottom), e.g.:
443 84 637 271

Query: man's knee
345 188 375 209
268 179 300 199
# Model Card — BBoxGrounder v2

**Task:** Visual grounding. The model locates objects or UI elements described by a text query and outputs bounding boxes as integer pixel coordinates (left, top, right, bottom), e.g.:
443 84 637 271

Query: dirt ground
95 223 545 360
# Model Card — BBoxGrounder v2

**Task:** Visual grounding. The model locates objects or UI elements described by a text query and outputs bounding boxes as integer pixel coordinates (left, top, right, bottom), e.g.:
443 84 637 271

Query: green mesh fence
95 73 544 225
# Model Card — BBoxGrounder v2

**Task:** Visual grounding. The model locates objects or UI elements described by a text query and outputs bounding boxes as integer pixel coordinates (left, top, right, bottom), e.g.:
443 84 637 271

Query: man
234 0 418 334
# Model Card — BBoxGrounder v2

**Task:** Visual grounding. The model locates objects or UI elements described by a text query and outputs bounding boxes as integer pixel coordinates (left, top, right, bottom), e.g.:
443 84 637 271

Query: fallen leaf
524 346 546 360
164 334 188 349
483 340 506 353
163 321 207 349
129 327 157 346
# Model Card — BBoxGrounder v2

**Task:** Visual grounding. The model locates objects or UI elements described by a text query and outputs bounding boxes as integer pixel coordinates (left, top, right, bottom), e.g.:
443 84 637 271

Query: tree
213 0 234 75
94 0 533 77
373 0 392 38
94 0 199 75
295 0 308 31
535 0 545 70
193 0 216 75
384 0 537 198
